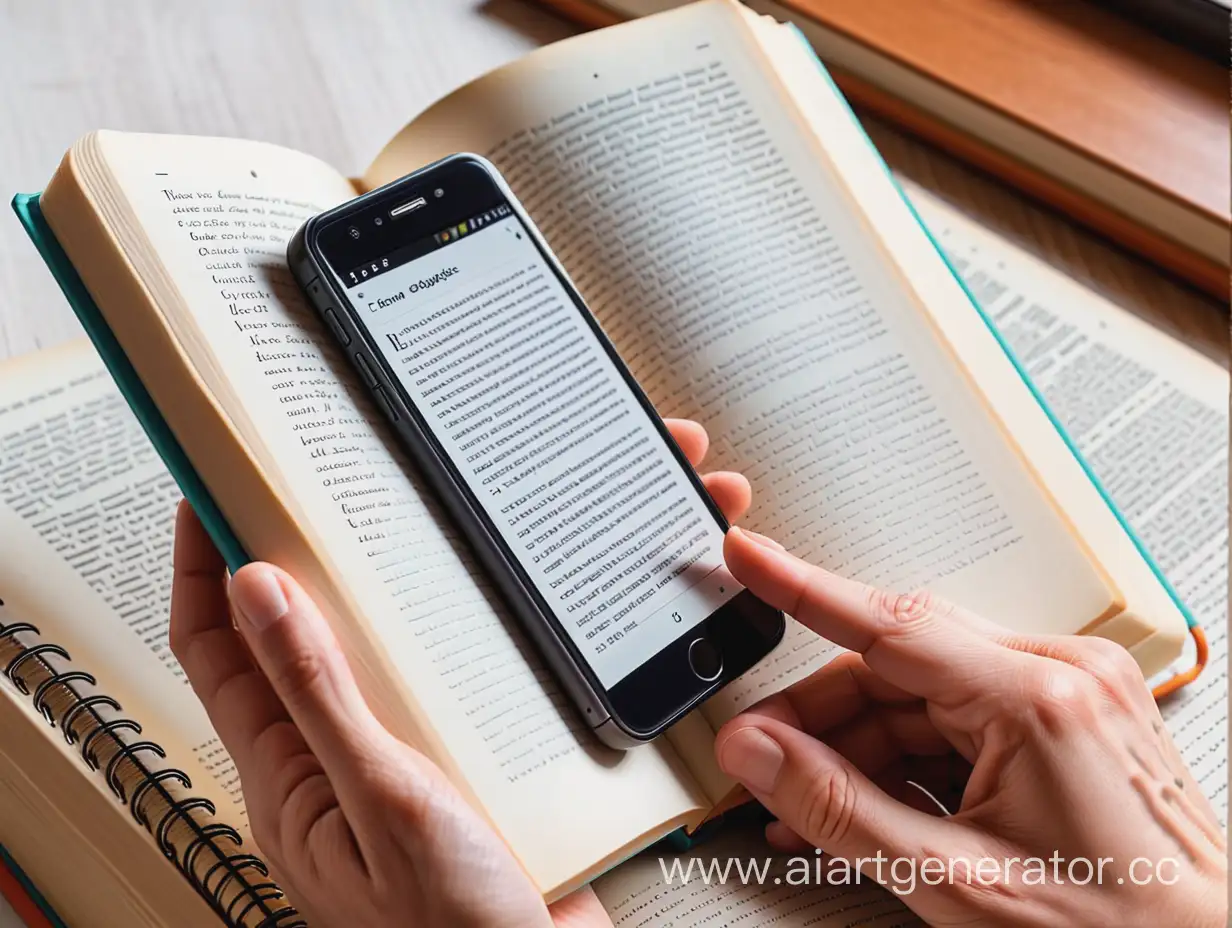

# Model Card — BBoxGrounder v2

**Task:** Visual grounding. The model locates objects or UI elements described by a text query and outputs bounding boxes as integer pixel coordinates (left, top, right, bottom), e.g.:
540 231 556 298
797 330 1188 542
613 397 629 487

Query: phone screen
329 198 743 689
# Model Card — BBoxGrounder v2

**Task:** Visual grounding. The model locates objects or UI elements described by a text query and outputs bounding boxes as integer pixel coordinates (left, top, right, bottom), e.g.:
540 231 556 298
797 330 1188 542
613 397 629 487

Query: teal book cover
12 193 249 576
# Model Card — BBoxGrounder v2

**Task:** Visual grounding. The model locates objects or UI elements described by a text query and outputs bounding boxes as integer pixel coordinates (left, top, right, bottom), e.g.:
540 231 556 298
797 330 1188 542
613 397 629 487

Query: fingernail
740 528 786 552
719 727 784 794
231 565 289 632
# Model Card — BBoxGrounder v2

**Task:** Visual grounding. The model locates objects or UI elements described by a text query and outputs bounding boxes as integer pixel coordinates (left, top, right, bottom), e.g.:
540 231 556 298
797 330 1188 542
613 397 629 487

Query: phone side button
373 385 400 422
322 308 351 347
354 352 377 386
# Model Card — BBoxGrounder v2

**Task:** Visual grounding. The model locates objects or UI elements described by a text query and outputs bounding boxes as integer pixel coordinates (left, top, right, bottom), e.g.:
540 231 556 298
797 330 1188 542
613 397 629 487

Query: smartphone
288 155 784 748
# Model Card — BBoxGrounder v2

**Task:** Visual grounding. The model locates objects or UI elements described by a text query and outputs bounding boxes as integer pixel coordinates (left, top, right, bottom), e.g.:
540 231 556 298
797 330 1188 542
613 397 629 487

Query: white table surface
0 1 1223 367
0 0 574 362
0 2 1224 926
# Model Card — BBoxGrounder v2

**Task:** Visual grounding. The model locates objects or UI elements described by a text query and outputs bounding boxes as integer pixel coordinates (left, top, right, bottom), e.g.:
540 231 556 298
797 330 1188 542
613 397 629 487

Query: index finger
724 528 1024 705
664 418 708 467
168 501 291 769
169 499 229 639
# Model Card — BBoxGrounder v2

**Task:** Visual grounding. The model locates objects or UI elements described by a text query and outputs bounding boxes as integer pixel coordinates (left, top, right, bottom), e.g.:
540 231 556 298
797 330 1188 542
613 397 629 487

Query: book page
593 825 921 926
751 11 1190 667
906 184 1229 823
0 341 246 830
50 131 707 897
364 0 1114 723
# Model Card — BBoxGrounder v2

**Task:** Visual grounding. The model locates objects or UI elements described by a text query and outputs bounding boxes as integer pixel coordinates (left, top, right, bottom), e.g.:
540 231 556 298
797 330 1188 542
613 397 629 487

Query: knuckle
278 767 336 849
799 765 860 849
1025 665 1101 732
174 627 243 700
210 666 269 714
868 587 937 630
943 866 1027 909
1078 637 1143 689
249 808 279 859
928 593 960 623
793 567 831 622
168 623 187 661
271 645 329 705
251 719 308 767
170 623 212 671
174 632 210 682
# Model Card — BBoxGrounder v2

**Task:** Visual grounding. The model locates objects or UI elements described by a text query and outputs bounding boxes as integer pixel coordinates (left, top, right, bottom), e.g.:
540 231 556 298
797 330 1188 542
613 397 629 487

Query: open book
11 0 1196 911
4 181 1223 928
0 346 268 928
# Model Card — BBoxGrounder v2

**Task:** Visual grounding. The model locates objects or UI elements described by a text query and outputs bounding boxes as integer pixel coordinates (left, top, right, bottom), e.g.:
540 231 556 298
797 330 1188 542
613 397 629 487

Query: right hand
714 527 1226 928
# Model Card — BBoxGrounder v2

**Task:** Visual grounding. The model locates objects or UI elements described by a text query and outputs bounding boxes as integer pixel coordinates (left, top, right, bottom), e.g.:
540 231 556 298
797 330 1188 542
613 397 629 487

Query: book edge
11 193 250 576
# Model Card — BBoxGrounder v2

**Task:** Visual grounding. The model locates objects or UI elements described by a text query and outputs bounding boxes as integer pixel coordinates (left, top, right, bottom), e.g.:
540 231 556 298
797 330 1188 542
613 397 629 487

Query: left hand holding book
167 415 750 928
172 507 557 928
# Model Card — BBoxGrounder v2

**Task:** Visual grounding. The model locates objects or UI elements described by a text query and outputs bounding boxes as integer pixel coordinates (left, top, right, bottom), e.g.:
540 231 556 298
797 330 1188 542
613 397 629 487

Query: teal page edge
0 844 69 928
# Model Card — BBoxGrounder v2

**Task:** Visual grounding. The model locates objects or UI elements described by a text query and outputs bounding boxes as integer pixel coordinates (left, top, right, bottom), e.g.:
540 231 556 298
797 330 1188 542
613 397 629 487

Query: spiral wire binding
0 610 306 927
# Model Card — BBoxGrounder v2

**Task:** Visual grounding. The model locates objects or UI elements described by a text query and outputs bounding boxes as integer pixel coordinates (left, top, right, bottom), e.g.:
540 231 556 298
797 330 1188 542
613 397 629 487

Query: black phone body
288 155 784 749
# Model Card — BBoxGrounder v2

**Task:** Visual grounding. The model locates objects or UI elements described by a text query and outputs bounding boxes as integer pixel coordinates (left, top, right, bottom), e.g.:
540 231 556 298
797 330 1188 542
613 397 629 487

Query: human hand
715 528 1226 928
169 418 749 928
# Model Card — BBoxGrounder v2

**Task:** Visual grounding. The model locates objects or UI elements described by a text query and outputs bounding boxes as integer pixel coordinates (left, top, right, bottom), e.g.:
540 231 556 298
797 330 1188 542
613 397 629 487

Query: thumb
229 563 394 785
716 715 986 900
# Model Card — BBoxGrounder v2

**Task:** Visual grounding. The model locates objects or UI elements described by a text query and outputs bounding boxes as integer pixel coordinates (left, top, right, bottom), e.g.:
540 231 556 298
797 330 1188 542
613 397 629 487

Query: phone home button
687 637 723 682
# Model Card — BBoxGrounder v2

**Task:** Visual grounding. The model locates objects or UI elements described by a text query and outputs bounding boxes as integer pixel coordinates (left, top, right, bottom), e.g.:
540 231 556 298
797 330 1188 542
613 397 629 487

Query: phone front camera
348 226 361 240
434 188 445 198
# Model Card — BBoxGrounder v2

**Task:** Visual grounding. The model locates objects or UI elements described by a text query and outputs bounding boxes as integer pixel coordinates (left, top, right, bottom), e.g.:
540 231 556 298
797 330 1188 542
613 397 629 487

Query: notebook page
364 1 1113 719
906 184 1229 823
82 132 705 894
0 341 246 828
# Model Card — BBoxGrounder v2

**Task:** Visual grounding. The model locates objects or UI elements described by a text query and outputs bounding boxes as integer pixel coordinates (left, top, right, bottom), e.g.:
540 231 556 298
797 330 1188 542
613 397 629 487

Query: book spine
0 607 304 928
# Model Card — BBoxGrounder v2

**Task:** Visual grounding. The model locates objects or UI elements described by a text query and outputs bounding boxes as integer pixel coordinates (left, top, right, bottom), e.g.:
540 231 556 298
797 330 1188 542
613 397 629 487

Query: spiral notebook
0 340 302 926
0 604 301 928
